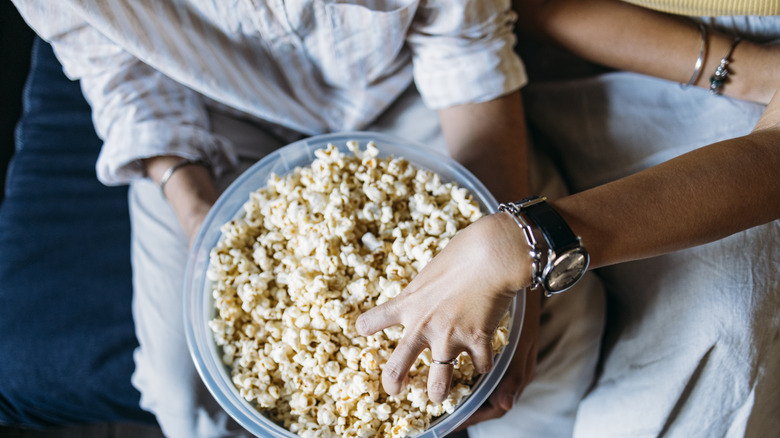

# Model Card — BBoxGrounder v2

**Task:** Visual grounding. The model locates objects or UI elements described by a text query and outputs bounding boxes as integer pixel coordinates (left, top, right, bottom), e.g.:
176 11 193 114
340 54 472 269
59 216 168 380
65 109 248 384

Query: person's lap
128 85 606 437
573 223 780 438
522 20 780 434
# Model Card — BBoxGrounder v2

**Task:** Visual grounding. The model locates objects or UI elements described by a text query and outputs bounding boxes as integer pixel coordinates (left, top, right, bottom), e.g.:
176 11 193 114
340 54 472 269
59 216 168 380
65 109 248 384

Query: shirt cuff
95 120 239 186
413 43 528 109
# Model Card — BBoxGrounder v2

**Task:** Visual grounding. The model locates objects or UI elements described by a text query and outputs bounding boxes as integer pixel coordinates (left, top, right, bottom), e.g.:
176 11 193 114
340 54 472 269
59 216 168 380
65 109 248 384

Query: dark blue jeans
0 38 153 427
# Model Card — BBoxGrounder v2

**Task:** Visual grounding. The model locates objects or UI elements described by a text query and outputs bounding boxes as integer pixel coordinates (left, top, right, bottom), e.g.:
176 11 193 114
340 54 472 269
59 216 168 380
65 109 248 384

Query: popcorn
208 141 509 437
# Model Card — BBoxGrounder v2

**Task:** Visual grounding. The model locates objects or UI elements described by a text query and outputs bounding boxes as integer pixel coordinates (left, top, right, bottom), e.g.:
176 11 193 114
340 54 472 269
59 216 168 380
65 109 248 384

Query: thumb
356 296 403 336
490 340 537 411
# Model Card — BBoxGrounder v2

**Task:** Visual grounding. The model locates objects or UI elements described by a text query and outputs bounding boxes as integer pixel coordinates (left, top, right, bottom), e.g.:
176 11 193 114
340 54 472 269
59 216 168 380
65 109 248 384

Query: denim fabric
0 38 153 427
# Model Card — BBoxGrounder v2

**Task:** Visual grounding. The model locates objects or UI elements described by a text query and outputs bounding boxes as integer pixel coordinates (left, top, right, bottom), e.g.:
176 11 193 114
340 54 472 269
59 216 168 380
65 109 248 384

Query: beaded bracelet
709 36 742 95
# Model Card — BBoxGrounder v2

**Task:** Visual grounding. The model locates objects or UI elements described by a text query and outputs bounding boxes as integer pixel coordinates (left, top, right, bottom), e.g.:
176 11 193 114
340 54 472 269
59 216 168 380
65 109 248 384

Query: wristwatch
498 196 589 296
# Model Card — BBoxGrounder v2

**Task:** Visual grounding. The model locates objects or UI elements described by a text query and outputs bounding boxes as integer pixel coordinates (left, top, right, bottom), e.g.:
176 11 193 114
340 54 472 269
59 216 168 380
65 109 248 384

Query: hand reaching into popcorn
357 212 539 412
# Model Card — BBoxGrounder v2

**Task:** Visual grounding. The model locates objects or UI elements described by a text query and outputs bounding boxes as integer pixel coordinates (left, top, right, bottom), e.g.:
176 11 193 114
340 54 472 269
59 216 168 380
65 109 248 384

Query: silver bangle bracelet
683 23 707 88
497 203 543 291
159 158 210 198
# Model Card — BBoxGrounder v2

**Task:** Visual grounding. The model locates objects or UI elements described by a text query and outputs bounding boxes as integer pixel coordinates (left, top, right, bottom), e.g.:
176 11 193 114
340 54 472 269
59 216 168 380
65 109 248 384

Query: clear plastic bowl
184 131 525 437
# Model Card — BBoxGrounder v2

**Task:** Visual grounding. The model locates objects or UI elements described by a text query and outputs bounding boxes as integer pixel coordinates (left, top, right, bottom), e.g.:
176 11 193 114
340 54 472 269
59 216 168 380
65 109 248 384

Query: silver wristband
498 202 544 291
683 23 707 88
159 158 210 198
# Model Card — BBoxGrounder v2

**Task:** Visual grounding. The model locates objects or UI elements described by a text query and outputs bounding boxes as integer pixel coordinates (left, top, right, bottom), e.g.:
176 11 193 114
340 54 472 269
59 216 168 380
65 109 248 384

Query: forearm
438 90 531 203
553 93 780 268
516 0 780 104
144 156 218 242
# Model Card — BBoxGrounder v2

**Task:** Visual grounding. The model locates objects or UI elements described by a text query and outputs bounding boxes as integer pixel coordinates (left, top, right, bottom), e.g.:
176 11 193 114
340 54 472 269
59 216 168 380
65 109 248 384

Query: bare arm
438 89 531 202
556 85 780 269
516 0 780 104
510 0 780 267
144 156 218 246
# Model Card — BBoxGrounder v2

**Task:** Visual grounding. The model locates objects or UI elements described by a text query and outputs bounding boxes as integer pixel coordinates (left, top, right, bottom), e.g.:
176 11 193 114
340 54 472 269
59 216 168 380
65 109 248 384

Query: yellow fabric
621 0 780 16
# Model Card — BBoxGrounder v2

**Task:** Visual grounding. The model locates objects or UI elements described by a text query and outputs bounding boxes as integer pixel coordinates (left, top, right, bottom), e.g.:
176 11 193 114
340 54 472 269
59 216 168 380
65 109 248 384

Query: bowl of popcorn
184 132 525 437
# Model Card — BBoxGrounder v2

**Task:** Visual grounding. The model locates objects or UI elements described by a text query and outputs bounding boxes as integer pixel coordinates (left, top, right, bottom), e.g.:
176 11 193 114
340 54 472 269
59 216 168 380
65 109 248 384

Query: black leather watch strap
518 196 578 251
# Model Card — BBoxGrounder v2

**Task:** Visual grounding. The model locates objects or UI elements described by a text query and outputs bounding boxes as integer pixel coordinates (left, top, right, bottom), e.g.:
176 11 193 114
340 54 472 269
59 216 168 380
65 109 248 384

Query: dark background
1 3 35 204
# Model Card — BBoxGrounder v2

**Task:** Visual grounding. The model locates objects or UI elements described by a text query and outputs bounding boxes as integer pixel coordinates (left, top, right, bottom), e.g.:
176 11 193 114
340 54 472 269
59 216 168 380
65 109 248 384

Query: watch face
545 248 589 293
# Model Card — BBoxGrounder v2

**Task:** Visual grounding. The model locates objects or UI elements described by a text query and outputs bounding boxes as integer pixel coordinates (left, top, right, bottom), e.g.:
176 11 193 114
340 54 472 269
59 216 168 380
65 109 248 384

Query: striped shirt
621 0 780 16
13 1 526 185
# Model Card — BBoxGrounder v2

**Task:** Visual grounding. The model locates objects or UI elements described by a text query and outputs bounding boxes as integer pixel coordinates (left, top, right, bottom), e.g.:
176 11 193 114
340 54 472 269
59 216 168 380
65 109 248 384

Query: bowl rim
183 131 525 437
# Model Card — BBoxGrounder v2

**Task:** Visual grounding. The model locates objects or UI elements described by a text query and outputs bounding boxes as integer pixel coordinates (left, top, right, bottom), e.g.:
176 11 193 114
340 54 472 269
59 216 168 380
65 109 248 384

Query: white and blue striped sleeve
408 0 527 109
11 1 238 186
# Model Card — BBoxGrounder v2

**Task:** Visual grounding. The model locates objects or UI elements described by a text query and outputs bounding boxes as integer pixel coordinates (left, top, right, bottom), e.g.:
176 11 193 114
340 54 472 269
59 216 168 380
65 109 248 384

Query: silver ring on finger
431 357 458 367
